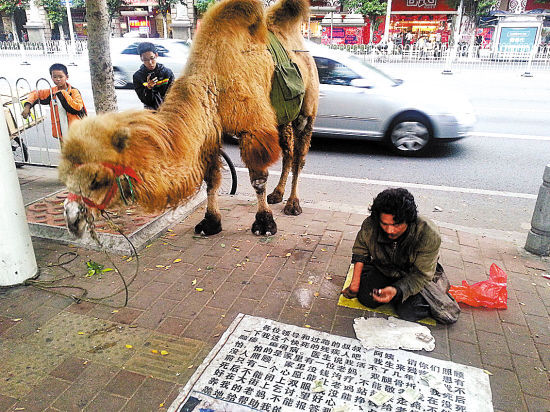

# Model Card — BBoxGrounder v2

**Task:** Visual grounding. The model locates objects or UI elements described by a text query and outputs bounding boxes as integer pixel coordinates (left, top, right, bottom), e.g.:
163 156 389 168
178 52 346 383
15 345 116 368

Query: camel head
59 111 149 237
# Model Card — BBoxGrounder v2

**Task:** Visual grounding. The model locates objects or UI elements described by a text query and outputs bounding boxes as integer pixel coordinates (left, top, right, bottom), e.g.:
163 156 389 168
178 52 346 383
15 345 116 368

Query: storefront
119 0 161 37
370 0 457 44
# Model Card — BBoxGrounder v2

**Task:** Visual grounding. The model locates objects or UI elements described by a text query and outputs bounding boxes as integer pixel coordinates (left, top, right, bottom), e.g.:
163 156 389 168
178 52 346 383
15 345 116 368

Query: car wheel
113 68 128 89
387 113 432 156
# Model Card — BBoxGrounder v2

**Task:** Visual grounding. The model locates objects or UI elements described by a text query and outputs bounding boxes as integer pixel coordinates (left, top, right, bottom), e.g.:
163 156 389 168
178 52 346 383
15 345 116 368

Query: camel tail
240 129 281 170
267 0 310 29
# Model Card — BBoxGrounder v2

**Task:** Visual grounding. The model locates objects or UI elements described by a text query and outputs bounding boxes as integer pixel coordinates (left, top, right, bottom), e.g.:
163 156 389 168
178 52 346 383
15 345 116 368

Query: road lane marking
29 146 61 153
235 168 537 200
470 132 550 141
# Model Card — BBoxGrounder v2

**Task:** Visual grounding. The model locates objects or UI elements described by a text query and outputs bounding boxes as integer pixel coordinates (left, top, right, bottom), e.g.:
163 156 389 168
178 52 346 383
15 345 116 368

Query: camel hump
267 0 310 28
203 0 265 36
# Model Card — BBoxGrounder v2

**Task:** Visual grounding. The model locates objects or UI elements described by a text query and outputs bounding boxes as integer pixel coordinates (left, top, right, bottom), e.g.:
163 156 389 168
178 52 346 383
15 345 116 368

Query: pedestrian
6 31 13 42
341 188 460 324
133 42 175 110
21 63 87 142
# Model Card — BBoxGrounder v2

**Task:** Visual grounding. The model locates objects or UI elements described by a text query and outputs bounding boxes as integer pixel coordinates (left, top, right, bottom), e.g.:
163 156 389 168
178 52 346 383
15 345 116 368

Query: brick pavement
1 166 549 412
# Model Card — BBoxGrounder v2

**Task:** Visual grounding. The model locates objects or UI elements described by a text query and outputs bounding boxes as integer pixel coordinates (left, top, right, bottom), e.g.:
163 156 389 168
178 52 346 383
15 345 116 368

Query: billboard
498 26 538 52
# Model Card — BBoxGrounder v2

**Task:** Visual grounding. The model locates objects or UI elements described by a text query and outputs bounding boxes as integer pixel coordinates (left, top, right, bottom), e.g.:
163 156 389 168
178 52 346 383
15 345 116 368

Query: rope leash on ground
24 210 140 308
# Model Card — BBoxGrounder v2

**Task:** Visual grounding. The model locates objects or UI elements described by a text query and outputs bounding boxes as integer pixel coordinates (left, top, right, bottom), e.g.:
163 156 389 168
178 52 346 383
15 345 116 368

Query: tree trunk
86 0 118 113
163 14 168 38
59 24 65 41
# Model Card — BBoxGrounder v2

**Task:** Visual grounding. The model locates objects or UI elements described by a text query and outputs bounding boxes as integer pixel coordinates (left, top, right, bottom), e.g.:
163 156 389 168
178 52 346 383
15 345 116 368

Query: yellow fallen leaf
220 243 226 248
314 292 319 297
125 344 133 349
78 331 85 335
160 350 169 356
145 244 152 248
167 229 173 232
173 258 182 263
11 318 22 322
234 248 240 251
126 257 133 262
308 281 313 285
156 265 165 268
195 288 204 292
236 263 242 267
321 249 326 252
483 369 493 376
286 253 291 257
129 325 137 328
325 276 333 280
159 403 165 407
188 364 194 369
151 349 158 354
305 325 311 328
197 268 202 272
111 310 119 314
192 279 197 285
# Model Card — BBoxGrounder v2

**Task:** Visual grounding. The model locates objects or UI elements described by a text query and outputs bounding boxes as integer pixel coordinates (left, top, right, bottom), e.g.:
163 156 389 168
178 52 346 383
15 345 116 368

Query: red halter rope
66 163 142 210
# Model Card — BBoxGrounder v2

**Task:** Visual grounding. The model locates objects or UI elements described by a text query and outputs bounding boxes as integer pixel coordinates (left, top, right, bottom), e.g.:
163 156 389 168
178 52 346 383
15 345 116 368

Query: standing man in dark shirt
133 42 175 110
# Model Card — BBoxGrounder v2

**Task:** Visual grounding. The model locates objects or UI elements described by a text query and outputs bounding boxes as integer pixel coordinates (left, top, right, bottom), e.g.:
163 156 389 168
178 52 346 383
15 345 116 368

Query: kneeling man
342 188 459 324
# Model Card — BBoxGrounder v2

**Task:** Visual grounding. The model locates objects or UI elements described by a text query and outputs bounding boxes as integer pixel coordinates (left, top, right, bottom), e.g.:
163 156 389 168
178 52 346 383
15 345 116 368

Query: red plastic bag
448 263 508 309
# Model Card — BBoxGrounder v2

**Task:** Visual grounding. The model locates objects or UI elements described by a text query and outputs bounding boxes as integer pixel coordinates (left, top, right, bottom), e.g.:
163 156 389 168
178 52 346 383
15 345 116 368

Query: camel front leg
249 168 277 236
267 123 294 205
284 116 314 216
195 153 223 236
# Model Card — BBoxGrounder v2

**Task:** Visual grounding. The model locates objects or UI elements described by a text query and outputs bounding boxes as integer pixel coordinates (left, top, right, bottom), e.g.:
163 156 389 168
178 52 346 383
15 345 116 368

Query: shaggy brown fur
59 0 318 237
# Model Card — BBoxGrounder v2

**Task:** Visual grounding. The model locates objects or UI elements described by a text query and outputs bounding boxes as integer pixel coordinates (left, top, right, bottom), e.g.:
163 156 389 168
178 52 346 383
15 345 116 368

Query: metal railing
328 42 550 73
0 40 88 58
2 76 64 168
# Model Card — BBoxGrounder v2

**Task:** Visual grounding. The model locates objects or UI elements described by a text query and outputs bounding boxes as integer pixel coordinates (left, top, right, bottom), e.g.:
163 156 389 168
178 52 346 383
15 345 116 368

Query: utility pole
382 0 392 44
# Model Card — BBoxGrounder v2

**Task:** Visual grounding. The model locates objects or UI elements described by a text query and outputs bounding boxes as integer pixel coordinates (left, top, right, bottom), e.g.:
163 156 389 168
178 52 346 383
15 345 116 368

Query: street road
4 57 550 243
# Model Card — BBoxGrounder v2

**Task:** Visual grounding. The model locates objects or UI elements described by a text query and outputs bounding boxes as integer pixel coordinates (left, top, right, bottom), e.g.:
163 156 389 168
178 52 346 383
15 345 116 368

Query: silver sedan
309 43 476 156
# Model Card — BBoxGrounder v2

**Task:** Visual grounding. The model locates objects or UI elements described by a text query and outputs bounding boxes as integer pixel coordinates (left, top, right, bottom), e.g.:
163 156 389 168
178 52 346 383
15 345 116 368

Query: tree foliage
195 0 215 15
0 0 30 15
38 0 65 25
447 0 499 20
73 0 129 21
342 0 386 27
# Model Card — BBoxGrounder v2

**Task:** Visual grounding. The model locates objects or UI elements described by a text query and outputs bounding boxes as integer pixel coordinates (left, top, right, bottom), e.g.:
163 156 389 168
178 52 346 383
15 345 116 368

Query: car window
314 57 360 86
120 42 169 57
121 43 139 55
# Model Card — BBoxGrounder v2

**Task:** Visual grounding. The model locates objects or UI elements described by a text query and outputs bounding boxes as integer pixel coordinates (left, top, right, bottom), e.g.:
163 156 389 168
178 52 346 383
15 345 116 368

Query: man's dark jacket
351 215 441 302
133 63 174 110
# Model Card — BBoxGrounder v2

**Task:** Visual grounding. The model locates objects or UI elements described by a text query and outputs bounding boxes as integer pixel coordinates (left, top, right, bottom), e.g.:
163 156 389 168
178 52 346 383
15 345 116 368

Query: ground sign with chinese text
169 314 493 412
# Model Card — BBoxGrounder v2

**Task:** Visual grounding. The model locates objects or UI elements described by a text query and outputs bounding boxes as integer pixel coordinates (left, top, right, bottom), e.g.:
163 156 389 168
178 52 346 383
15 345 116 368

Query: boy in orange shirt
21 63 87 141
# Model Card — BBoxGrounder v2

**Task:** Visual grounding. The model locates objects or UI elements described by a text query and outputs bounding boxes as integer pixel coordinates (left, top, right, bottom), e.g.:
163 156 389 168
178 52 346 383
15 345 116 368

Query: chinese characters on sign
406 0 438 8
171 315 493 412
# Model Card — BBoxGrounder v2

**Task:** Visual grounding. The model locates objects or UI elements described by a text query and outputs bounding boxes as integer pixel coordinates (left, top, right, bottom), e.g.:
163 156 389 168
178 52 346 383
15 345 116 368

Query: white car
309 42 476 155
110 38 190 88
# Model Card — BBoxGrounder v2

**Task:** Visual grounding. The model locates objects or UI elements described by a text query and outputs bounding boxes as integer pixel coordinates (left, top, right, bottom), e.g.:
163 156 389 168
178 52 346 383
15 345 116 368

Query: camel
59 0 319 238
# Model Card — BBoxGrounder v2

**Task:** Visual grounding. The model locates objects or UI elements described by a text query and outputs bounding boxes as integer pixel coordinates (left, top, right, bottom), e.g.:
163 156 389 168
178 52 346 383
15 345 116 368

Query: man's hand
21 106 31 119
341 286 358 299
372 286 397 303
146 74 158 89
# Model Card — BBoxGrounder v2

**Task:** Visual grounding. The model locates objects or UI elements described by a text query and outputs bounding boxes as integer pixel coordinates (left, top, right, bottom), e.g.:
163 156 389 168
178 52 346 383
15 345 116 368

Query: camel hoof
267 191 283 205
284 198 302 216
194 212 222 236
251 211 277 236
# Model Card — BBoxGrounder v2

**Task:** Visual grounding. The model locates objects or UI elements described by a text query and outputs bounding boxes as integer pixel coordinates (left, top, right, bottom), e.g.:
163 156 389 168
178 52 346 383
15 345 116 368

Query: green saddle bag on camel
267 31 305 126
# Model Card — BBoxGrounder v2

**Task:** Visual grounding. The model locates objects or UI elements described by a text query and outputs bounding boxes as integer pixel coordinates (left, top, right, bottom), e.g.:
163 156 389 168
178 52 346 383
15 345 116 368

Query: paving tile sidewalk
1 166 549 412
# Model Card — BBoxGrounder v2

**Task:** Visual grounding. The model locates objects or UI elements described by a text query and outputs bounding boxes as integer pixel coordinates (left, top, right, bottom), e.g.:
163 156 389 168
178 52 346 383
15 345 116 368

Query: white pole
0 105 38 286
442 0 463 74
65 0 77 65
382 0 392 44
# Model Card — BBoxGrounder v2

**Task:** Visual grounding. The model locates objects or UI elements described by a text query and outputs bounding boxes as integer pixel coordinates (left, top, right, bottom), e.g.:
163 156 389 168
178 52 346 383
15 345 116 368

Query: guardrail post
0 99 38 286
525 164 550 256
